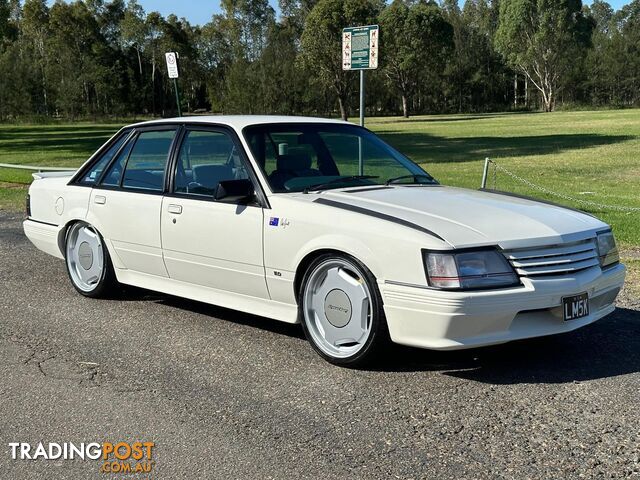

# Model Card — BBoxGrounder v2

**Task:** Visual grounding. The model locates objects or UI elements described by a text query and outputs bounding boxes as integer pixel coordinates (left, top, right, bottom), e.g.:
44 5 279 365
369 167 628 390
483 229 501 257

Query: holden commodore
23 116 626 366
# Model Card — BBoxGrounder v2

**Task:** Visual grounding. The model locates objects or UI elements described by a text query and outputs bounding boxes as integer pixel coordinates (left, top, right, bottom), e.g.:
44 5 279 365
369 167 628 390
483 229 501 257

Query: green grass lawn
0 123 121 183
0 123 121 213
1 110 639 249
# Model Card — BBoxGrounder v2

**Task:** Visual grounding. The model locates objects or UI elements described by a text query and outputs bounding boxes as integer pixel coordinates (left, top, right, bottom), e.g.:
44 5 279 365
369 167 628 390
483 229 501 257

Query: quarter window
100 136 135 187
174 130 247 196
80 132 129 185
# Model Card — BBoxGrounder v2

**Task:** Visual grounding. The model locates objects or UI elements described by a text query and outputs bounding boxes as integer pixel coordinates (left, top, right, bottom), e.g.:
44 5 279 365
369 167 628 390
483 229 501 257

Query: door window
174 130 248 197
121 130 176 191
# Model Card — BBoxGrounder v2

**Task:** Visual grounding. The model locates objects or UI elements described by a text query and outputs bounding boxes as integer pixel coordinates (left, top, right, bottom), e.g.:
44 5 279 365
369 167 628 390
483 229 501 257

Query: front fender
264 232 382 307
293 233 383 281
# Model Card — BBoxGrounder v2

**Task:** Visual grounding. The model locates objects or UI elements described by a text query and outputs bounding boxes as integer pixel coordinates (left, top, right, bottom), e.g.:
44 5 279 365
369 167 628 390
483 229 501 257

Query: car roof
128 115 351 130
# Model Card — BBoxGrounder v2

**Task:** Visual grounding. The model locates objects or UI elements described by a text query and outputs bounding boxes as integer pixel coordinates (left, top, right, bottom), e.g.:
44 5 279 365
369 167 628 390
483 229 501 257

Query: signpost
342 25 379 174
342 25 379 127
165 52 182 117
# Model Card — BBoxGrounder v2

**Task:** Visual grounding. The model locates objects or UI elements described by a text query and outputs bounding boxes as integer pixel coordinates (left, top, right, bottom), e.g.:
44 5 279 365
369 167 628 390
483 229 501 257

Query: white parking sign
165 52 179 79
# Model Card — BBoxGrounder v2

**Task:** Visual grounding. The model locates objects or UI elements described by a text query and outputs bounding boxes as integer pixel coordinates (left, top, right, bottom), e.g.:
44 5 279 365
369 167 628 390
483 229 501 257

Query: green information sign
342 25 379 71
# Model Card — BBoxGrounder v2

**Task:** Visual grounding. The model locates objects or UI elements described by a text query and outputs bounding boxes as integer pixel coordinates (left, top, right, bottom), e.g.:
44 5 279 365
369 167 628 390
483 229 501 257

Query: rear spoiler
32 170 77 180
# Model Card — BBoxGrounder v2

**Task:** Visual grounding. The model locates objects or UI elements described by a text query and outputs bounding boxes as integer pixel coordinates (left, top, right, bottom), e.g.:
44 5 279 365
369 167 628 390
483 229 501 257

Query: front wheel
65 222 118 298
299 253 389 367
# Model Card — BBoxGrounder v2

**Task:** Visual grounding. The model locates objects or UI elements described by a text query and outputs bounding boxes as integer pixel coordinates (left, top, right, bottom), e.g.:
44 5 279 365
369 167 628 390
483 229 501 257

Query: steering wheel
187 181 204 194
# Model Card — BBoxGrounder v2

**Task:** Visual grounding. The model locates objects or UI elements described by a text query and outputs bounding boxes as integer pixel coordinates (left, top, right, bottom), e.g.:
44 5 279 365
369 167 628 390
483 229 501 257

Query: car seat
192 164 233 192
269 154 321 190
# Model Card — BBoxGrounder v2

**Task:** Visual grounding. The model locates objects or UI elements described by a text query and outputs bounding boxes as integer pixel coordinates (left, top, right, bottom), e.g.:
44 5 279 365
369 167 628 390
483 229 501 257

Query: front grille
502 238 600 277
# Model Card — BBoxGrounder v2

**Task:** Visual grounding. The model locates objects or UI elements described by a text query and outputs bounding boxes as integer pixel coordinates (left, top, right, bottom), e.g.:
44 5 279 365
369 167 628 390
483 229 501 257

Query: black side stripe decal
313 198 445 241
26 218 59 228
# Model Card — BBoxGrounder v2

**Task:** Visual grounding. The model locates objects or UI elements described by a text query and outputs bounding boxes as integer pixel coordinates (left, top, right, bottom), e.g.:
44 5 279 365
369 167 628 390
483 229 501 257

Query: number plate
562 292 589 321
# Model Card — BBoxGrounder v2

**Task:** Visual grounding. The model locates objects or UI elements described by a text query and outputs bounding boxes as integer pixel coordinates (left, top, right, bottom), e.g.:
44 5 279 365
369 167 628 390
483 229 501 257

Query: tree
583 1 615 105
300 0 383 120
0 0 637 119
47 1 107 116
121 0 147 77
200 15 233 112
21 0 50 114
616 0 640 105
380 0 453 117
495 0 594 112
0 0 12 41
258 22 307 114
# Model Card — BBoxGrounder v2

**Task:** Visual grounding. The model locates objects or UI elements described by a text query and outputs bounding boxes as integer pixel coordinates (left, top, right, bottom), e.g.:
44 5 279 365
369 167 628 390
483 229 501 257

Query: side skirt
115 268 300 324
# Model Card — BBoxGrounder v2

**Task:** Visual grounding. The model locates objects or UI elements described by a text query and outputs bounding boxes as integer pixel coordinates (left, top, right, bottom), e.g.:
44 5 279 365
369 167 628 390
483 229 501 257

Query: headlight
423 248 519 290
596 230 619 268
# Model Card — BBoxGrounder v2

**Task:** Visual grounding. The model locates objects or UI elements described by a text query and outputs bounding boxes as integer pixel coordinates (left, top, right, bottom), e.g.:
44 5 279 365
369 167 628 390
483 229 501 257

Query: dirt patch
621 247 640 261
0 181 28 190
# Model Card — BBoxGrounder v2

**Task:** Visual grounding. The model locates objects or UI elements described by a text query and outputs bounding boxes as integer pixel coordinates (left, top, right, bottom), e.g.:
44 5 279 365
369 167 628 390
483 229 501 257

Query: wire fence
0 159 638 214
0 162 76 172
481 158 640 213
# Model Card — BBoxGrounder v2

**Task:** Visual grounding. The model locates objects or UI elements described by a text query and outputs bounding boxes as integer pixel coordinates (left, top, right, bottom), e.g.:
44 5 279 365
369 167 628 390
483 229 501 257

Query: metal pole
481 157 490 189
359 70 365 127
173 78 182 117
358 70 365 176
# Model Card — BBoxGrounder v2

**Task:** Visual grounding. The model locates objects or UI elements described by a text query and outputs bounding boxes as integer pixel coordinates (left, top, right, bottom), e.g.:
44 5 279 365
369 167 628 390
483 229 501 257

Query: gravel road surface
1 211 639 479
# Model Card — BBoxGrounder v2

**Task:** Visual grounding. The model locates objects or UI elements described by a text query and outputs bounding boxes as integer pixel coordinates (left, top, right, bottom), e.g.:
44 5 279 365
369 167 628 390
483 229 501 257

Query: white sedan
23 116 626 366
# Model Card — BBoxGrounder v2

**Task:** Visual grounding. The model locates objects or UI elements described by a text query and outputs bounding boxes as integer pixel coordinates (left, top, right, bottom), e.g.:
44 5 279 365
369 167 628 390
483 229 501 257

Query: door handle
94 195 106 205
167 204 182 214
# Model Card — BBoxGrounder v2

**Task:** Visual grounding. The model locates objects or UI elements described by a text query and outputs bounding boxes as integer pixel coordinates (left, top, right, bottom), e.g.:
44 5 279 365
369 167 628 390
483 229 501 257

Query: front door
160 127 269 299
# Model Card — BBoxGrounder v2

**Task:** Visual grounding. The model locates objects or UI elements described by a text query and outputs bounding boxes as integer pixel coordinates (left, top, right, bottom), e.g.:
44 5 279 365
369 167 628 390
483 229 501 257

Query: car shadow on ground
127 283 640 384
375 308 640 384
122 286 306 340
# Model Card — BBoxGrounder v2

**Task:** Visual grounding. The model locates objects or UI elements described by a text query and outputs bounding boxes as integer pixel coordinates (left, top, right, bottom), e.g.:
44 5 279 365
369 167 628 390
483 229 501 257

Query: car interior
94 129 247 195
174 131 247 196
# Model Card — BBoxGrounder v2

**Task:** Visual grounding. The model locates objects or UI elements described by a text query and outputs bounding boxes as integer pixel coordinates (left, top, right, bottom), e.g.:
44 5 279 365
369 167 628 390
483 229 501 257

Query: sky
41 0 632 26
134 0 276 24
134 0 631 26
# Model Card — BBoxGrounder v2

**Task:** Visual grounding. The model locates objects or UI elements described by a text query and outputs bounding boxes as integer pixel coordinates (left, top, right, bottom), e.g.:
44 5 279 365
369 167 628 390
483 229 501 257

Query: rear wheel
299 253 389 367
65 222 118 298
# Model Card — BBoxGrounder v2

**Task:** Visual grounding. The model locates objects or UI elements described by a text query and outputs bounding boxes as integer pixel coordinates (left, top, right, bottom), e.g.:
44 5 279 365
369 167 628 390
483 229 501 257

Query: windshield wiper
385 174 436 186
304 175 379 193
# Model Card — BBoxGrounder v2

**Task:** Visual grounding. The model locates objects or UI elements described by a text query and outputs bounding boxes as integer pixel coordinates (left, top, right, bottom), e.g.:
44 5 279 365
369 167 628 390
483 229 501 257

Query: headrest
192 164 232 186
277 154 312 172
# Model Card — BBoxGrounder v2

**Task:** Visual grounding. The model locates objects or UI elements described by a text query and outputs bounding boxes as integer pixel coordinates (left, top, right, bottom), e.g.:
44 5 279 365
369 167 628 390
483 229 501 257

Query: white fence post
481 157 490 189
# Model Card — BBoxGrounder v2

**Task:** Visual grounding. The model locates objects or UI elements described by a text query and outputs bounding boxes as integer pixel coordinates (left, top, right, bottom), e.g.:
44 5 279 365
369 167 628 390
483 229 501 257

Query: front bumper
381 263 626 350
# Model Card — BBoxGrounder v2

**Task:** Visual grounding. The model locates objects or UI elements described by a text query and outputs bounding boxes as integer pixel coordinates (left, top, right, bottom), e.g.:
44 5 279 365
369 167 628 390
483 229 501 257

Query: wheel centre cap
324 289 352 328
78 242 94 270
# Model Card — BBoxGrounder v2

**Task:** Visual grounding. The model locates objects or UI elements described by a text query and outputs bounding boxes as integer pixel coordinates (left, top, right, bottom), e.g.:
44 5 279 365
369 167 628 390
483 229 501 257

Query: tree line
0 0 638 121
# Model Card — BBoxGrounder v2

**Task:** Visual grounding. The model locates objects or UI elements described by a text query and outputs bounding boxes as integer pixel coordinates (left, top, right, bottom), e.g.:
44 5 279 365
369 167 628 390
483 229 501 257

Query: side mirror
214 179 255 203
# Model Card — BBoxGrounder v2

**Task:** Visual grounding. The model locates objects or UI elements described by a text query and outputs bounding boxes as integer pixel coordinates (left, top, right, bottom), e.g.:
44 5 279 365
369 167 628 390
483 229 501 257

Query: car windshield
243 123 437 193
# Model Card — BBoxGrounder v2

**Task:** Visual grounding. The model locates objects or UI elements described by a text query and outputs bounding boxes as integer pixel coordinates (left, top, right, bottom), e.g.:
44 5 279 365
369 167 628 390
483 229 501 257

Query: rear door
88 126 178 277
160 126 269 298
